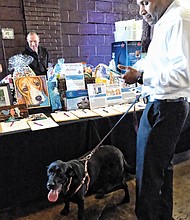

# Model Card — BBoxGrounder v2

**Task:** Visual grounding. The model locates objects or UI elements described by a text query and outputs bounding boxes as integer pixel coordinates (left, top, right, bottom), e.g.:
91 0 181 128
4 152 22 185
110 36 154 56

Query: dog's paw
60 208 69 216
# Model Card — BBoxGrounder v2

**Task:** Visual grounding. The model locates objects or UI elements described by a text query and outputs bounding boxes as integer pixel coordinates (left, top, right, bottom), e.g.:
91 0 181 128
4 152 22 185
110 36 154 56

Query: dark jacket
22 44 49 76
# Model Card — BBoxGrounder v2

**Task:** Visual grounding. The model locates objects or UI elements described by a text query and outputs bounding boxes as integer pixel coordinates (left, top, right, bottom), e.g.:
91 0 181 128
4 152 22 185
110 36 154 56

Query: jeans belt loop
143 95 153 103
143 97 149 104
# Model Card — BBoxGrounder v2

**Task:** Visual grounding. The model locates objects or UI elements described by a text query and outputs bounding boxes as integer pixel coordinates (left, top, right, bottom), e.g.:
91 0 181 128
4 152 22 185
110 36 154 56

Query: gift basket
8 54 36 79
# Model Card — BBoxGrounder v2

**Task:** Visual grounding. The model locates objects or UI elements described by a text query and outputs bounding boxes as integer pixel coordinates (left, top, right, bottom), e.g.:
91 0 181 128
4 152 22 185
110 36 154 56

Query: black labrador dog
46 145 134 220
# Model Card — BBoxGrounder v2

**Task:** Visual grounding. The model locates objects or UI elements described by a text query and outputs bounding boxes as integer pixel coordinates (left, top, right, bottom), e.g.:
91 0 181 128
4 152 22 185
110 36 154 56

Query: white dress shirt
142 0 190 100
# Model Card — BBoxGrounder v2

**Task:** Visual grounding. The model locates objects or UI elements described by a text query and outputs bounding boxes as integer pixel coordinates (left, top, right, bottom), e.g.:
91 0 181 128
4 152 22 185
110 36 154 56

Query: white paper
27 117 59 131
51 111 79 122
64 63 85 90
0 119 30 133
87 83 107 109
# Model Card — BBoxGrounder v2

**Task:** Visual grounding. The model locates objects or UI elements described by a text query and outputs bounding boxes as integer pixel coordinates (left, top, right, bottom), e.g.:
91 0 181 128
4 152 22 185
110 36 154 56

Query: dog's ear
39 77 49 97
65 166 75 177
15 78 27 104
15 78 22 94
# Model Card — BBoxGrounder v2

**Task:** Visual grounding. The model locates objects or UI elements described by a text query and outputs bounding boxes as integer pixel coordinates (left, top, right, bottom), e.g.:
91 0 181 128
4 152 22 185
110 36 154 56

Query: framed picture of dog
0 83 13 107
14 75 50 109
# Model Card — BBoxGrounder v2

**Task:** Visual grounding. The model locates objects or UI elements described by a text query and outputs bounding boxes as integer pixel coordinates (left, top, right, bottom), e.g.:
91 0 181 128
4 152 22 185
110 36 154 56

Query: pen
82 109 86 113
33 121 43 126
103 109 109 113
10 121 14 127
64 112 70 117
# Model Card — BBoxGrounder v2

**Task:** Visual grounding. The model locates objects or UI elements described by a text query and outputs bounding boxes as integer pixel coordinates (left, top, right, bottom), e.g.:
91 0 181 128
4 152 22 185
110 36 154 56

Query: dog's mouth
48 184 62 202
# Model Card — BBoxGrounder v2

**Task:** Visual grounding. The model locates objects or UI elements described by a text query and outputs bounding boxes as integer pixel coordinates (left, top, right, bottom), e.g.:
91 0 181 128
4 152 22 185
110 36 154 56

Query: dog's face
46 160 74 202
15 76 48 105
77 97 90 109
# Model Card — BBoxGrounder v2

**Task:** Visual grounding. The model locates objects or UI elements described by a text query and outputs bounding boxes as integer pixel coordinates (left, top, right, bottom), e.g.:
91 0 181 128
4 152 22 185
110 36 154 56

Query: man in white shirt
119 0 190 219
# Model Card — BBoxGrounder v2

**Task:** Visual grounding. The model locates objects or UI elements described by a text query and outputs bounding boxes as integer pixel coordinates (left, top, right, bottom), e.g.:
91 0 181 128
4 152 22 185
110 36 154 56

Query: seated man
23 31 49 76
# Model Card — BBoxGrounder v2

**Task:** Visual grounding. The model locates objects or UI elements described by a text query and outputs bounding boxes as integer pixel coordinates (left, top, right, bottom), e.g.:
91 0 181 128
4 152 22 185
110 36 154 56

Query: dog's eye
22 86 28 92
47 171 52 176
34 81 40 86
56 168 62 174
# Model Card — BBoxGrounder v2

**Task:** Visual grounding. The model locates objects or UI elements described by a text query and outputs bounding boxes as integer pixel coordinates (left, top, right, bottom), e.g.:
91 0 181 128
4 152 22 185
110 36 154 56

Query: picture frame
14 75 50 109
0 83 12 107
0 104 29 122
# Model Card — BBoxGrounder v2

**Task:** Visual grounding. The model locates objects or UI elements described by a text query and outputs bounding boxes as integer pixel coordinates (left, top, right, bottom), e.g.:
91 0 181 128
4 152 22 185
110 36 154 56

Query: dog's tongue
48 189 59 202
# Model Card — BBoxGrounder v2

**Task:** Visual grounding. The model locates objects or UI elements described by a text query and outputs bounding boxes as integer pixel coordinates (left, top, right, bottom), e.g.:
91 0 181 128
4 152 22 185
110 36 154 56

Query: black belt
143 96 188 104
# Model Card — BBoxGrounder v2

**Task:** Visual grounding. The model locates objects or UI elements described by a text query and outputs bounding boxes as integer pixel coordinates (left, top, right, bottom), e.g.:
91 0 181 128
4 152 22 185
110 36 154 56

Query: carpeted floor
173 159 190 220
13 156 190 220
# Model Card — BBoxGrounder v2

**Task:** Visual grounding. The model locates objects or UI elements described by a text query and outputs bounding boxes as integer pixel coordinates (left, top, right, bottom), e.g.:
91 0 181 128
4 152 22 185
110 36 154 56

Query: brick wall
0 0 26 80
23 0 63 63
0 0 148 81
59 0 143 66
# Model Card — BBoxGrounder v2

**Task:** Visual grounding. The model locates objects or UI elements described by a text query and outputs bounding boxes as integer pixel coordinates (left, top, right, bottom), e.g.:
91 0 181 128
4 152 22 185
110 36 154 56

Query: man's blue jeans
135 100 189 220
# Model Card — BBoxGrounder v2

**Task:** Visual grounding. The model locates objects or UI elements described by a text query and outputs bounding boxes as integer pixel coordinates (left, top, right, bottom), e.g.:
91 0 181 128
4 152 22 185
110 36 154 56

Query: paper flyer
106 84 122 106
64 63 85 90
121 86 137 103
87 83 107 109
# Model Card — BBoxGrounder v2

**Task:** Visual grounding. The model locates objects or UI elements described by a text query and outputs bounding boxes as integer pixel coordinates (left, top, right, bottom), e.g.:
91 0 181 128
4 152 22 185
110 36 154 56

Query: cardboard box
65 89 89 110
111 41 142 72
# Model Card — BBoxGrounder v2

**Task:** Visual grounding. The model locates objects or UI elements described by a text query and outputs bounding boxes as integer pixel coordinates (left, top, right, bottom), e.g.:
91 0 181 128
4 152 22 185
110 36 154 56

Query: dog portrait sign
14 75 50 109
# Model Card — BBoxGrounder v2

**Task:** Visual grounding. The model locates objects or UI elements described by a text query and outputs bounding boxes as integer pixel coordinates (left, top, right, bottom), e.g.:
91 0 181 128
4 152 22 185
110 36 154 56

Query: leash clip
85 154 92 160
80 153 92 161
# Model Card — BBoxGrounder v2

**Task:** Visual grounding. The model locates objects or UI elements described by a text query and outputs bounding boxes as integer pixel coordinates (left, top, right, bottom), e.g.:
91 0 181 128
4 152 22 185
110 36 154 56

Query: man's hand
118 64 142 84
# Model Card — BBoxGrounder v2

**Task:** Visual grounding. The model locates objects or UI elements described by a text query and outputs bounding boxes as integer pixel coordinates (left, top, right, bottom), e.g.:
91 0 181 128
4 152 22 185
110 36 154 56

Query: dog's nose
36 95 42 101
47 182 55 189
